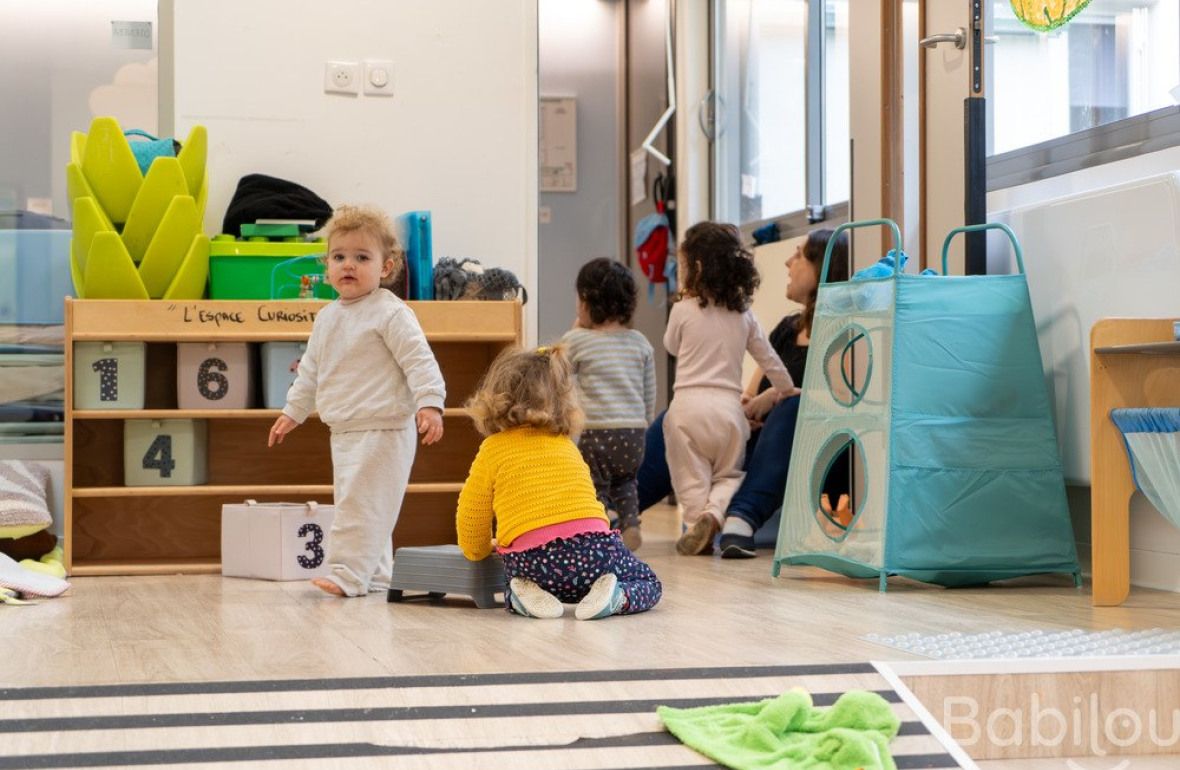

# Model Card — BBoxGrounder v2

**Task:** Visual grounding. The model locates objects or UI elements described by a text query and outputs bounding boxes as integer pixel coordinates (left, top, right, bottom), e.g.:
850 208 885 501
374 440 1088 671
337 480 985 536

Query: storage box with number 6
73 341 146 409
124 418 208 486
177 342 253 409
220 500 335 581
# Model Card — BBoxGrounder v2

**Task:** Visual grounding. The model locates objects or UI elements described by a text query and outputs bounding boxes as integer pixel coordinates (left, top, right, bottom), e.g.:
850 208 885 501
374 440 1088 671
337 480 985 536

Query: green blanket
658 689 899 770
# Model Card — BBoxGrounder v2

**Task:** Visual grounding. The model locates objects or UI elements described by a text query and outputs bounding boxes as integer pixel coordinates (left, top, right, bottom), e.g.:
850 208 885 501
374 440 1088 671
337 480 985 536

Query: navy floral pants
499 531 662 615
578 428 646 529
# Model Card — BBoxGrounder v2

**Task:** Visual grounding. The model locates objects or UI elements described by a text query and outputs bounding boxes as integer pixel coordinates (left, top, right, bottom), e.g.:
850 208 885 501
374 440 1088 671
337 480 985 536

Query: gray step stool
386 544 505 609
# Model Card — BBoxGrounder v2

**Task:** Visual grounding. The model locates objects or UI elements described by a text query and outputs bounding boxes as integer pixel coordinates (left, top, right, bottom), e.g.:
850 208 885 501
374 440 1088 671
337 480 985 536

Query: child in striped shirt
561 258 657 551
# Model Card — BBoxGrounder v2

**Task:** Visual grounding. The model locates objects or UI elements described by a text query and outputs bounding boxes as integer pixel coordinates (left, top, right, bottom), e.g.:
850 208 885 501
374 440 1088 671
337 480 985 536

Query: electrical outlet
363 59 394 97
324 61 360 95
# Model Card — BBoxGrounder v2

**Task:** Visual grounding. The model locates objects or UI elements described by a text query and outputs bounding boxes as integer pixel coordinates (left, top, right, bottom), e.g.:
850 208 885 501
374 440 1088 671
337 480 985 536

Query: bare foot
311 577 346 596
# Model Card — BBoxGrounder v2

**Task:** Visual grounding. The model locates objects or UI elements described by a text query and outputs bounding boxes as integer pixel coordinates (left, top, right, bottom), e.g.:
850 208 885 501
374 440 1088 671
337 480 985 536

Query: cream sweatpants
326 423 416 596
663 387 749 526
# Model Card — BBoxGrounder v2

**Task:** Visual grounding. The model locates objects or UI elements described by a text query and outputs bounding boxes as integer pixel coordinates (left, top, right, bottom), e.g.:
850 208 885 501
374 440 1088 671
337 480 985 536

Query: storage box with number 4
124 418 208 486
73 341 146 409
220 500 335 581
177 342 253 409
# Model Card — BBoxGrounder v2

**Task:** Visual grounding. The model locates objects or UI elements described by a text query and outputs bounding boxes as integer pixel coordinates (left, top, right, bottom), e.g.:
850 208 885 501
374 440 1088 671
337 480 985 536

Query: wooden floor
4 504 1179 769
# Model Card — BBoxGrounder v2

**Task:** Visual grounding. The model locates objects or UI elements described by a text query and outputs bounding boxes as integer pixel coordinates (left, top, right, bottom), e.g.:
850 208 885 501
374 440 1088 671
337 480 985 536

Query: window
1 2 159 219
823 1 850 207
714 0 849 227
989 0 1180 156
0 2 157 447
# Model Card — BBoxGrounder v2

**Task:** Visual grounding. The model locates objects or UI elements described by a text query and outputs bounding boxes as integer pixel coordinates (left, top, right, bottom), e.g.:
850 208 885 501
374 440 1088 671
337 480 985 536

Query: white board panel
995 173 1180 484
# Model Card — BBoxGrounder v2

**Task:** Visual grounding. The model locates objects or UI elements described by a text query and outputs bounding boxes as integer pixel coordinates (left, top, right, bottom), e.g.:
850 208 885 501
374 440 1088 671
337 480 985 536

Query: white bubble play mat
865 628 1180 659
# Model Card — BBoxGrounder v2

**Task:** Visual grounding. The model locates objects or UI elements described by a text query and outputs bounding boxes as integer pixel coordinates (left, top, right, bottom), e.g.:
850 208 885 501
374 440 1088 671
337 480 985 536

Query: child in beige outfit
663 222 797 556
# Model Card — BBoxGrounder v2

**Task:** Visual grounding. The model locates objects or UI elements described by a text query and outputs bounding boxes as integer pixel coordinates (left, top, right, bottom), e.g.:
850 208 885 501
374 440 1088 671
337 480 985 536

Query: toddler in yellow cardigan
457 346 662 619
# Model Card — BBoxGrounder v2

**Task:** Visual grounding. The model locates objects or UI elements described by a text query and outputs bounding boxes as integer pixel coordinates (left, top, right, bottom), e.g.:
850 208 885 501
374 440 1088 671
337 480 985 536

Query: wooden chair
1089 318 1180 606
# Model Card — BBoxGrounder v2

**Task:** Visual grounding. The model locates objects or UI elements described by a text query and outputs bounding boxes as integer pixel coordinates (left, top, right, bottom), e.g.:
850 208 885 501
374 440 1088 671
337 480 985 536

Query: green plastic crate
208 237 335 300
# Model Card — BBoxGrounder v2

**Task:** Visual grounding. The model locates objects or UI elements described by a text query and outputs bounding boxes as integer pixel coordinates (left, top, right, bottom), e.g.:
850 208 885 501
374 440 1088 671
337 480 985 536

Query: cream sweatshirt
663 298 794 395
282 289 445 432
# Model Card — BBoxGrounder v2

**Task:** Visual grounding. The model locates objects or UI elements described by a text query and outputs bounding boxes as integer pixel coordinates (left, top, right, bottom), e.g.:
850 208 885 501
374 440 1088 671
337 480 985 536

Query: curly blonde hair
465 345 584 437
320 205 406 288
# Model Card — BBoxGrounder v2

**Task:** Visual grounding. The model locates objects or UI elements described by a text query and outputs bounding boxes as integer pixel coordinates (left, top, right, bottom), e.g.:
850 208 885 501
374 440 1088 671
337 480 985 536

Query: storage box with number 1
73 342 146 409
124 419 208 486
177 342 253 409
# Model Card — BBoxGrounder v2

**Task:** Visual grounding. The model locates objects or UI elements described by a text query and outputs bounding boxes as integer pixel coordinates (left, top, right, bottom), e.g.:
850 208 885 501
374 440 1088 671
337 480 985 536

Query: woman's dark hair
679 221 759 312
800 228 849 333
576 257 637 325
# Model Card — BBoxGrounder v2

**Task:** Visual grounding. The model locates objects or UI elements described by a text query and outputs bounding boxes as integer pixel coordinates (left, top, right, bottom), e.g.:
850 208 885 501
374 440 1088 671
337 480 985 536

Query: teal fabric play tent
773 220 1080 589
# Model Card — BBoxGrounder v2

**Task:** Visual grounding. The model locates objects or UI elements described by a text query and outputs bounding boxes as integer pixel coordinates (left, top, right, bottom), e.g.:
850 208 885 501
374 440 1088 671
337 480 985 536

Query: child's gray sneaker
575 573 627 620
508 577 564 618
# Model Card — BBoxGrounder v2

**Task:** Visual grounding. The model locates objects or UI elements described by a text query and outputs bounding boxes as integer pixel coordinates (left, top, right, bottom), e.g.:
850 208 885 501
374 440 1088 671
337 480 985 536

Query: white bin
221 501 335 580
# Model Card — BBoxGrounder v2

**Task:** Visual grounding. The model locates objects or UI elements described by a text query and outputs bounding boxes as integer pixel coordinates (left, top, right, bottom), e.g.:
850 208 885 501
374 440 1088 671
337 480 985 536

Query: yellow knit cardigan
456 427 608 560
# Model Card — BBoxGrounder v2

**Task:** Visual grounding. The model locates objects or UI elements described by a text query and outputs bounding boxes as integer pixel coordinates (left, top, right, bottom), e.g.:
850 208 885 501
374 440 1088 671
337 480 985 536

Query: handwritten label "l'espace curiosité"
167 304 317 327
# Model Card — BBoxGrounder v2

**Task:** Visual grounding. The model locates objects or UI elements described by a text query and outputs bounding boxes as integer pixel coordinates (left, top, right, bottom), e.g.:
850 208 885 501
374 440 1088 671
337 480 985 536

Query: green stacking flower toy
66 116 210 299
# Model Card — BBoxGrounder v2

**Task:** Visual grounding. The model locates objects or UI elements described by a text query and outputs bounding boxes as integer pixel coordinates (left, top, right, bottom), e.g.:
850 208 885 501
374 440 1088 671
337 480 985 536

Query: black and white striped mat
0 663 965 769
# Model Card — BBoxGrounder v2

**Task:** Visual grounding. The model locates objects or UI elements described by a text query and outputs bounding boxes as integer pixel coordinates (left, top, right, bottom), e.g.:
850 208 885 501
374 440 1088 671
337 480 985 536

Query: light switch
364 60 394 97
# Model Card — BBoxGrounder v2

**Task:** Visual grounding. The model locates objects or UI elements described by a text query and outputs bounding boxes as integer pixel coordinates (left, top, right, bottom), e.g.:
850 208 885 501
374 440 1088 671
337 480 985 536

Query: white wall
989 146 1180 593
168 0 539 337
537 0 621 344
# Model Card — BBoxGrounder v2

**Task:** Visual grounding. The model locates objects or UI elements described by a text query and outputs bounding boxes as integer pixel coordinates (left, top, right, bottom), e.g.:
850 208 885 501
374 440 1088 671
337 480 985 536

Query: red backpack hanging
635 174 674 287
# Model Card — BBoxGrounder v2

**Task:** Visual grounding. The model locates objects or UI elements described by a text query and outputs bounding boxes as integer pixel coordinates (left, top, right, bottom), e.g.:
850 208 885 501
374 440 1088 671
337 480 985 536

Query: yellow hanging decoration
1010 0 1092 32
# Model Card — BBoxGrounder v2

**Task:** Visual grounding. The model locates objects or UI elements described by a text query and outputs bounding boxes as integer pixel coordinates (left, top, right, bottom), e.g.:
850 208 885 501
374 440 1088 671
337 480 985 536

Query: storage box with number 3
124 418 208 486
220 500 335 581
73 341 146 409
177 342 253 409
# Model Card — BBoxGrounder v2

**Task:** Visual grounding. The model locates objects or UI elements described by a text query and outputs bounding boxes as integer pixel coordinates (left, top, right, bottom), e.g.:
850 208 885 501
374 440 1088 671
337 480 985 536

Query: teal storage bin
260 341 306 409
73 342 146 409
124 418 207 486
209 237 331 300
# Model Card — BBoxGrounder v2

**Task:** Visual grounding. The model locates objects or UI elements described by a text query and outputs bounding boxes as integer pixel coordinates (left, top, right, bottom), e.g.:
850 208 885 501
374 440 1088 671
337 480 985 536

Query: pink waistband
497 518 611 553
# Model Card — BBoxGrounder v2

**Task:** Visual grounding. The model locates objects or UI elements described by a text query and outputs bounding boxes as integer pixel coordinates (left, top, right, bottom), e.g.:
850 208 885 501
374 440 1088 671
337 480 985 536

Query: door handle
919 27 966 49
698 90 716 142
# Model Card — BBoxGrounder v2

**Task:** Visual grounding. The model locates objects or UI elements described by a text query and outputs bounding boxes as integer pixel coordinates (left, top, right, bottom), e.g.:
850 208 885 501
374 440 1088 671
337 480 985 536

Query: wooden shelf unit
1089 318 1180 606
65 298 521 576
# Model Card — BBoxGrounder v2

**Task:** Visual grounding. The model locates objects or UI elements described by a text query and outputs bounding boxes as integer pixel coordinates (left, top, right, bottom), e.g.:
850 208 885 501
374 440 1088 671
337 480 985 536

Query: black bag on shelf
220 174 333 237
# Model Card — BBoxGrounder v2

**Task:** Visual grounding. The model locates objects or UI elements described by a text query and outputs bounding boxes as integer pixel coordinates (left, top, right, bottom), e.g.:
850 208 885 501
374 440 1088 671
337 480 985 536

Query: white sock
722 516 754 537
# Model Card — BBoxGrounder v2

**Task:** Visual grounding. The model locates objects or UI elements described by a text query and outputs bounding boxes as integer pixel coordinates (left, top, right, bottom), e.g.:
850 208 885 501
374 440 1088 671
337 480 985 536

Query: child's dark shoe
719 532 757 559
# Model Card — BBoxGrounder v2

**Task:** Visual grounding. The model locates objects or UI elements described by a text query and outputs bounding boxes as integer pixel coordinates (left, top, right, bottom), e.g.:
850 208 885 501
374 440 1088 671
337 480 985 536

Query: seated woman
637 228 850 558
